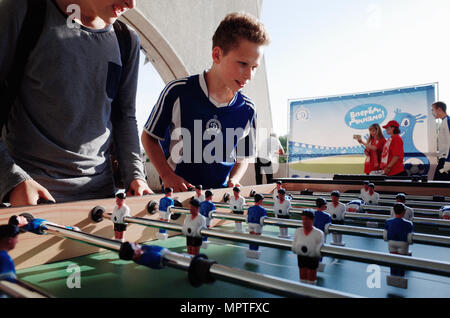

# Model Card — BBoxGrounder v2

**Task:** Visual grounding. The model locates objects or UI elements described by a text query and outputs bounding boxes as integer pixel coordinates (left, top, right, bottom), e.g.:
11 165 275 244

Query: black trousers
255 157 273 185
434 158 450 181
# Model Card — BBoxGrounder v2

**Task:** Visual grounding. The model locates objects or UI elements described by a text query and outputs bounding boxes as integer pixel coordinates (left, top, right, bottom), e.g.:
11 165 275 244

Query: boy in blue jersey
200 190 215 248
384 203 414 288
246 193 267 259
158 187 174 240
0 224 20 283
141 13 271 192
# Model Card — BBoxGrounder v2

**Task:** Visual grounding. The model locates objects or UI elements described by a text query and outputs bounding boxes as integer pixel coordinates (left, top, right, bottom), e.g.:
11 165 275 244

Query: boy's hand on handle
162 172 193 193
127 179 154 197
227 179 241 188
9 179 55 207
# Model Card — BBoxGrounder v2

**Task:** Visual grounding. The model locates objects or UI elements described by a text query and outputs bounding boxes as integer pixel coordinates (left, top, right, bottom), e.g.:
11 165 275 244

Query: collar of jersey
198 71 241 111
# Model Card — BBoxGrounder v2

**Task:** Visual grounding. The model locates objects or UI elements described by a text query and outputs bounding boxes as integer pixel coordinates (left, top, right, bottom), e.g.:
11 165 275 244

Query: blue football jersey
248 205 267 224
385 218 414 242
144 73 257 189
0 251 16 282
313 210 332 232
200 200 216 218
159 197 174 212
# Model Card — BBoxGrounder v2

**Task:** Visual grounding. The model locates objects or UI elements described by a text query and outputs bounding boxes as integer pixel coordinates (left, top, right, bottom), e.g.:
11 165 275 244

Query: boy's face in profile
95 0 136 24
214 38 264 94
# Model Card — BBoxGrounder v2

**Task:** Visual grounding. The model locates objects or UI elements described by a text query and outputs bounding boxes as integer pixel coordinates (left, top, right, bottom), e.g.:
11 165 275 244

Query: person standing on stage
356 123 386 174
255 132 284 185
380 120 406 176
431 102 450 180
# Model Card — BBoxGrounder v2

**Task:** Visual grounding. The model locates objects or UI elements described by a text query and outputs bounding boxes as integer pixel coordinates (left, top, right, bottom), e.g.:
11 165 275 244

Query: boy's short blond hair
212 12 271 55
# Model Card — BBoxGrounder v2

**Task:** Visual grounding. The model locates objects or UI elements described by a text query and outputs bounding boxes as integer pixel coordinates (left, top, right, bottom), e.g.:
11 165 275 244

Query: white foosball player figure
230 187 246 232
389 193 414 221
360 183 380 205
384 203 414 289
182 198 206 256
292 209 324 285
112 192 130 242
194 185 205 202
360 181 370 198
273 189 291 238
327 190 346 246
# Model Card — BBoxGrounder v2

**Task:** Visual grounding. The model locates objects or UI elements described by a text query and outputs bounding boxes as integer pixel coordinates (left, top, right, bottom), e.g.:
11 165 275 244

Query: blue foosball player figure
182 198 206 256
314 198 331 272
158 187 174 240
200 190 216 249
245 193 267 259
0 224 20 285
384 203 414 289
292 209 324 285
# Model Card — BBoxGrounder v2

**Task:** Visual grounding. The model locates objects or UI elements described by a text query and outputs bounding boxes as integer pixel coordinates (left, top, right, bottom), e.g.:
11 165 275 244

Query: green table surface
17 223 450 298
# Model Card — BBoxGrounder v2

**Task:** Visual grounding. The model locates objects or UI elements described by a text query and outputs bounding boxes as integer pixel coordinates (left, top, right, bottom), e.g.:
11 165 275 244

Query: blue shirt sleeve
236 113 257 159
144 80 181 140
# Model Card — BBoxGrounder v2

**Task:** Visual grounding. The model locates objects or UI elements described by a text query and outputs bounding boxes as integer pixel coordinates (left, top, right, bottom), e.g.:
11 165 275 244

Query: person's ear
212 46 223 64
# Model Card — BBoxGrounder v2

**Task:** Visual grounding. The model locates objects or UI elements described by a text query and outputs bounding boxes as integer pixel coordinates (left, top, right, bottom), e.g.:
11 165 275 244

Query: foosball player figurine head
245 193 267 259
200 190 216 249
112 192 130 242
158 187 175 240
391 193 414 221
383 203 414 289
292 209 324 285
273 181 283 199
230 186 246 232
0 224 20 282
329 191 346 247
347 199 364 213
361 181 370 195
182 198 206 256
274 188 292 238
195 185 205 202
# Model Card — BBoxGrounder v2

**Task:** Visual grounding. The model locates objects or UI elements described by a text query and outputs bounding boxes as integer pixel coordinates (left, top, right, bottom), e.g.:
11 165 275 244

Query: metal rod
110 214 450 277
162 253 358 298
40 221 360 298
243 199 442 218
287 191 450 203
167 207 450 248
208 263 359 298
263 194 446 209
0 280 49 298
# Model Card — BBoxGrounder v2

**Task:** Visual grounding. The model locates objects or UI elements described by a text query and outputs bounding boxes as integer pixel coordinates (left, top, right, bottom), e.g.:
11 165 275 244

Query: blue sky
135 0 450 137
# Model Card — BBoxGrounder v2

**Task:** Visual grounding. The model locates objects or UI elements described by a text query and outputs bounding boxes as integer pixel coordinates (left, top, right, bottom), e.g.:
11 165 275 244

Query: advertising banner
288 84 437 178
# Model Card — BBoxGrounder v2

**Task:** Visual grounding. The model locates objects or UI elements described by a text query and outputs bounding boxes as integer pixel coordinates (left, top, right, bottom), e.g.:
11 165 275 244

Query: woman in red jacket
357 124 386 174
380 121 406 176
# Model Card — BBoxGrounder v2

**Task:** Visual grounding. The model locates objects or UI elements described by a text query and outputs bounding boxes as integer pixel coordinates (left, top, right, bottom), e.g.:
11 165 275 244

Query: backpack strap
0 0 47 136
111 19 132 122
